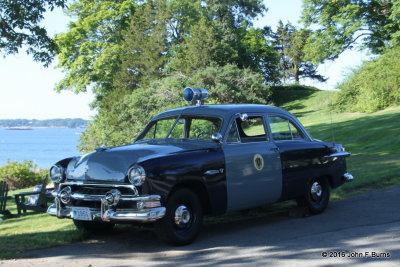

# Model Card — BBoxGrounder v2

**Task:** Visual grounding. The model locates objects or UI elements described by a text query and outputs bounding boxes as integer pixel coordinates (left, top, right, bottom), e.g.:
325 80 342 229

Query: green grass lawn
1 89 399 259
0 188 85 259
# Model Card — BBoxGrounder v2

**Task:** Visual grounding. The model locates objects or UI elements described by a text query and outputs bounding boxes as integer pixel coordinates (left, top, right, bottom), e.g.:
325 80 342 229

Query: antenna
325 64 336 144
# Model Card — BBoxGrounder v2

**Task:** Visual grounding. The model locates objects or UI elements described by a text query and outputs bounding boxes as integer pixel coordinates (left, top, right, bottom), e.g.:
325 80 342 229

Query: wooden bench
0 181 11 218
14 177 53 216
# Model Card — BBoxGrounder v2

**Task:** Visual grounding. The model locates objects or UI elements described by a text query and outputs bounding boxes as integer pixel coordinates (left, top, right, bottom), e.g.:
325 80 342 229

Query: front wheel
155 188 203 245
297 177 330 214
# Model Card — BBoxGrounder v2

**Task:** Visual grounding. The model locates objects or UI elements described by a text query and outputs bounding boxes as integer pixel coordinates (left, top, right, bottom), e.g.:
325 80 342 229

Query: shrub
192 64 271 104
334 47 400 112
0 160 46 190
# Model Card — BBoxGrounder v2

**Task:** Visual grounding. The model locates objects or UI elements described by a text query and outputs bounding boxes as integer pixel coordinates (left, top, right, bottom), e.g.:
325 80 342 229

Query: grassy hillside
273 88 400 198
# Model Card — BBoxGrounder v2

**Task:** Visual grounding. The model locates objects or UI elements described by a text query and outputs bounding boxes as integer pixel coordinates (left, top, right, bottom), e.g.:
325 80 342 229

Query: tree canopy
52 0 275 150
55 0 270 100
55 0 136 98
0 0 67 65
302 0 400 63
271 21 326 83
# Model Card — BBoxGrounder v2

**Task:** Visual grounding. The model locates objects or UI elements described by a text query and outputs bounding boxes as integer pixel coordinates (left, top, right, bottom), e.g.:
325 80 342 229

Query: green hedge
334 47 400 113
0 160 47 190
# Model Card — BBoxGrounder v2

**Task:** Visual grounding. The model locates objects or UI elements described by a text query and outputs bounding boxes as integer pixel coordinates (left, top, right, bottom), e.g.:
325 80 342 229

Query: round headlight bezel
49 165 65 183
128 165 146 186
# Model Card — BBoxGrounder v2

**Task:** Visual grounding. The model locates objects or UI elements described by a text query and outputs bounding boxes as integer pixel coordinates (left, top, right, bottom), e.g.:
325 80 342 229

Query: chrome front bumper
47 182 166 223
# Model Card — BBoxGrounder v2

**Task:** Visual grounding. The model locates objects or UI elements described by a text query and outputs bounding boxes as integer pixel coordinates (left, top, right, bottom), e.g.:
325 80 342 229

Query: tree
166 0 202 43
302 0 400 63
203 0 267 65
55 0 136 98
238 26 280 84
114 0 169 91
164 16 220 74
0 0 67 65
55 0 269 99
272 21 326 83
54 0 275 151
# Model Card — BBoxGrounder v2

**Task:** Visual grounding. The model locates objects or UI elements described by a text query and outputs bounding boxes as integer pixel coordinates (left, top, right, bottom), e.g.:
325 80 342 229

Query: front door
223 114 282 212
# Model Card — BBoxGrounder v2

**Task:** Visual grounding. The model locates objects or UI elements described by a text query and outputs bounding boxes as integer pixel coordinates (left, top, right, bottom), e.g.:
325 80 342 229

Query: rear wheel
155 188 203 245
297 177 330 214
73 220 115 234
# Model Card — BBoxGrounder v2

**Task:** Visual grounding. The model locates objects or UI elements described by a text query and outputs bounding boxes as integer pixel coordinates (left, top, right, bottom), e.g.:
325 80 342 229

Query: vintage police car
47 88 353 245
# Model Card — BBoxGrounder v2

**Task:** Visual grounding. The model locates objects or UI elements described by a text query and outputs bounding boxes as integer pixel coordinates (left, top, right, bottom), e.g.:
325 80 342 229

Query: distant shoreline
5 127 33 130
0 126 86 129
0 118 89 129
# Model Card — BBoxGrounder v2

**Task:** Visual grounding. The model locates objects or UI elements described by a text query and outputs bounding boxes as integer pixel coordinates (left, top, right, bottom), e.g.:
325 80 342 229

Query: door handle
269 147 279 152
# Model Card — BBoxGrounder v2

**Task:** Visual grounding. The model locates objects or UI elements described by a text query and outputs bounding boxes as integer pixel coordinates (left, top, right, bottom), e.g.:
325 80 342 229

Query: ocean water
0 128 84 169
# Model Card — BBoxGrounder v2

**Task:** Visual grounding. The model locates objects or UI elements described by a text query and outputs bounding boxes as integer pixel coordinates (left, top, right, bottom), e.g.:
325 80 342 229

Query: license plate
71 207 92 221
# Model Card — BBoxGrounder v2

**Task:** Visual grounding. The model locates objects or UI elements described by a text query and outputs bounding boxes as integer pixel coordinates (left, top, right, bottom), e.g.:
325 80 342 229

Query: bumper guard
47 184 165 223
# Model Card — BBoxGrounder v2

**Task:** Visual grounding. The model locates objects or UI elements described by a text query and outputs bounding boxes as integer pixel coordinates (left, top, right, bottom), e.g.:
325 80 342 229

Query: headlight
49 165 65 183
128 166 146 186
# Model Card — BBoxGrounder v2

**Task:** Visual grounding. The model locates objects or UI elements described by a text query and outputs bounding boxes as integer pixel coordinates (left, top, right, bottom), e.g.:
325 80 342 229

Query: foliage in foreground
0 160 46 190
302 0 400 63
0 0 67 65
334 47 400 113
79 64 270 152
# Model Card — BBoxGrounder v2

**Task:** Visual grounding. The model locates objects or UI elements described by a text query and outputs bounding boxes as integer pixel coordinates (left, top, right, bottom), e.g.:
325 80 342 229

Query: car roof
153 104 292 120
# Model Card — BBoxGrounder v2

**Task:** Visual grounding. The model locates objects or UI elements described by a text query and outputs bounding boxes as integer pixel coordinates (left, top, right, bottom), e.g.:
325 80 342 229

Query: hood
66 140 216 182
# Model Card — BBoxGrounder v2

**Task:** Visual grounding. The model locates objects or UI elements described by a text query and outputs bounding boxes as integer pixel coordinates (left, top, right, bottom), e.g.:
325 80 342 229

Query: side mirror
240 113 248 121
211 133 223 143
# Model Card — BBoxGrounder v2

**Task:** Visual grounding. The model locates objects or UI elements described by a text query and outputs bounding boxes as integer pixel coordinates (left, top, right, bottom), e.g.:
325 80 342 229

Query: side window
269 116 304 141
226 120 240 143
142 117 177 139
188 117 221 139
168 118 185 138
236 116 268 143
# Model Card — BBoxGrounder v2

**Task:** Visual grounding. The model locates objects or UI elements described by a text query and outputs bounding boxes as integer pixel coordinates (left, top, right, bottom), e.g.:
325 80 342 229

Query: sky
0 0 368 120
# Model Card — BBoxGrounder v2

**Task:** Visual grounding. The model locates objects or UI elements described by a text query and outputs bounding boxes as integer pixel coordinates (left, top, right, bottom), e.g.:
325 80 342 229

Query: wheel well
323 175 334 189
311 175 333 187
170 181 212 215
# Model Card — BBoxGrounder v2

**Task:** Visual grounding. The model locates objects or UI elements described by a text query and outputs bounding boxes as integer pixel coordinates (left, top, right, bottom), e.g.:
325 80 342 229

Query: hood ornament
84 165 89 177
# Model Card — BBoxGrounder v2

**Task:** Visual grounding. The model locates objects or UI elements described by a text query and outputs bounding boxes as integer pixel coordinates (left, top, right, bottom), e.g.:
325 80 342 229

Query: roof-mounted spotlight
183 87 208 106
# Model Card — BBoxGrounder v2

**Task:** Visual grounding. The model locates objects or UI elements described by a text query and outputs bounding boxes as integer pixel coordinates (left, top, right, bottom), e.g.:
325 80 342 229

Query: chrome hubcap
174 205 191 227
310 182 322 201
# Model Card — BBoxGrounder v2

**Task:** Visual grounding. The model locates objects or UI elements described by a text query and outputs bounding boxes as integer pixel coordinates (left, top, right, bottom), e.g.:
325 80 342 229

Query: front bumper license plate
71 207 92 221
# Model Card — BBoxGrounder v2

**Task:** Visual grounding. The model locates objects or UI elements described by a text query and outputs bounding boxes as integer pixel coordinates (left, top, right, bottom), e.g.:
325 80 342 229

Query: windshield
136 115 222 142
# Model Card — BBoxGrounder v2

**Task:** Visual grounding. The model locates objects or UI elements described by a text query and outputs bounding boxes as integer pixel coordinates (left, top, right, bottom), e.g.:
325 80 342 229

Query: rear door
222 114 282 212
267 115 328 200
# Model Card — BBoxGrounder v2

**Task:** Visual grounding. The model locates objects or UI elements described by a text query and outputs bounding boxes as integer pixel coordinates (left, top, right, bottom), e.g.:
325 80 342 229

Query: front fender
139 148 226 215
